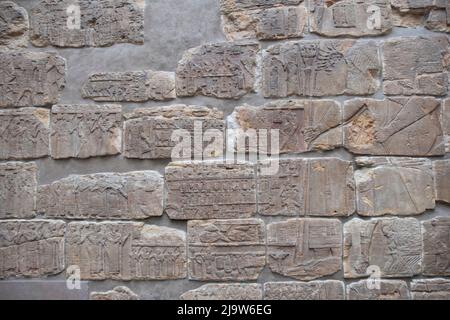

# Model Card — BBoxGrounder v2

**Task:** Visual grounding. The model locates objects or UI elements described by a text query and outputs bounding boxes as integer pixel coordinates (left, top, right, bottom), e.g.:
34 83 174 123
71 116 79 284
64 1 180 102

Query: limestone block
411 279 450 300
181 283 263 300
264 281 345 300
347 279 411 300
0 1 29 50
444 99 450 152
422 217 450 276
90 286 140 300
433 160 450 203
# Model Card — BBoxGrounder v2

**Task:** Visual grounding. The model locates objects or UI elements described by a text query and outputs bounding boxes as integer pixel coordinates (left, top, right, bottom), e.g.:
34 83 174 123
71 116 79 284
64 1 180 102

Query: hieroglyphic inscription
422 217 450 276
434 160 450 203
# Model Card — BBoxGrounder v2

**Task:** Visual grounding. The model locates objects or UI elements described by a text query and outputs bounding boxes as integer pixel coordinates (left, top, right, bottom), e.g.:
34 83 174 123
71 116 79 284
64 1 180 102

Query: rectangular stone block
390 0 447 11
264 281 345 300
176 42 258 99
37 171 163 220
229 100 343 154
0 1 29 50
0 220 65 279
220 0 304 13
67 222 186 280
310 0 393 37
165 161 256 220
0 162 37 219
181 284 263 300
0 52 65 108
347 280 411 300
124 105 225 159
261 40 381 97
422 217 450 276
257 158 355 217
50 104 122 159
444 99 450 152
354 157 435 216
411 279 450 300
0 108 50 160
382 36 449 96
90 286 139 300
267 218 342 280
81 71 176 102
343 97 444 156
344 218 422 278
187 219 266 281
434 160 450 203
30 0 144 47
425 9 450 33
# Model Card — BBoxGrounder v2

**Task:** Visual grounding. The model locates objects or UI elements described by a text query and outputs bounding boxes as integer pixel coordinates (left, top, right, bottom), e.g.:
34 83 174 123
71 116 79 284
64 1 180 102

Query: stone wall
0 0 449 300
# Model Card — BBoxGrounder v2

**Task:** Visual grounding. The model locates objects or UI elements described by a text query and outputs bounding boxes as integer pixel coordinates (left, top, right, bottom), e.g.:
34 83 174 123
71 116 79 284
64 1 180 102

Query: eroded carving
422 217 450 276
444 99 450 152
0 1 29 50
411 279 450 300
264 281 345 300
347 279 411 300
181 283 263 300
90 286 140 300
433 160 450 204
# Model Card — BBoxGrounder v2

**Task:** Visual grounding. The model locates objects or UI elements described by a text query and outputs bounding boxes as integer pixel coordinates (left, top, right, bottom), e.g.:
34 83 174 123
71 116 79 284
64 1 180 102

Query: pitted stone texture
310 0 393 37
81 71 176 102
390 0 448 12
264 281 345 300
267 218 342 280
0 220 65 279
344 218 422 278
37 171 163 220
0 162 37 219
257 158 355 217
180 283 263 300
67 222 186 280
229 100 343 154
176 42 258 99
343 97 444 156
347 279 411 300
411 279 450 300
50 104 122 159
124 105 225 160
165 161 256 220
187 219 265 281
261 40 381 98
444 99 450 152
0 52 66 108
434 160 450 203
382 36 449 96
30 0 144 47
0 108 50 160
425 8 450 33
0 1 29 50
220 0 304 12
354 157 435 216
422 217 450 276
90 286 140 300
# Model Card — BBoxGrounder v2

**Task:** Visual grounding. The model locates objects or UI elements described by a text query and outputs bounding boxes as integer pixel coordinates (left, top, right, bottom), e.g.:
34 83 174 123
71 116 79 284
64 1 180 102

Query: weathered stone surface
180 283 263 300
0 108 50 160
444 99 450 152
37 171 163 220
81 71 176 102
354 157 435 216
434 160 450 203
411 278 450 300
261 40 381 97
0 162 37 219
0 220 65 279
50 104 122 159
176 42 258 99
310 0 393 37
30 0 144 47
257 158 355 217
344 218 422 278
0 1 29 50
382 36 449 96
390 0 448 12
264 281 345 300
220 0 304 13
347 279 411 300
422 217 450 276
0 52 66 108
267 218 342 280
229 100 343 154
67 222 186 280
426 9 450 33
187 219 265 281
124 105 225 159
90 286 140 300
343 97 444 156
165 161 256 220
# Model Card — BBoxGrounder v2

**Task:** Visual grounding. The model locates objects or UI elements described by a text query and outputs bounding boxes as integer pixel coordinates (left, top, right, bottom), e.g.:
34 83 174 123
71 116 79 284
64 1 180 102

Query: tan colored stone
67 222 186 280
257 158 355 217
0 108 50 160
422 217 450 276
0 1 29 50
426 9 450 33
264 281 345 300
220 0 304 13
0 162 37 219
181 283 263 300
444 99 450 152
165 161 256 220
411 278 450 300
390 0 447 12
0 220 65 279
50 104 122 159
187 219 265 281
90 286 140 300
434 160 450 203
267 218 342 280
347 279 411 300
354 157 435 216
343 97 444 156
37 171 163 220
344 218 422 278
